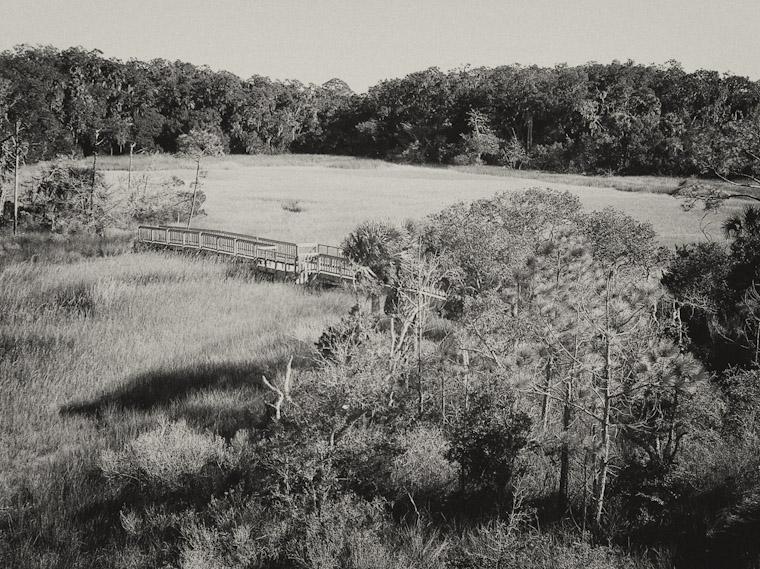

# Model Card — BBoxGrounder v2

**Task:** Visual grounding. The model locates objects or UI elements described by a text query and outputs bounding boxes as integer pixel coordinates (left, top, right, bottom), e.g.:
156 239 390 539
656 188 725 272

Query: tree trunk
188 154 201 227
595 273 614 525
417 253 425 418
559 315 580 511
127 142 135 192
0 177 6 221
13 121 20 235
541 355 553 432
462 348 470 413
526 115 534 149
558 374 573 510
416 323 424 417
90 150 98 228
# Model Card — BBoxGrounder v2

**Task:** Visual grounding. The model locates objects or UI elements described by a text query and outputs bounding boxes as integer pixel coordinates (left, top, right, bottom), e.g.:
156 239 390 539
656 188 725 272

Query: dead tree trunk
595 273 614 525
127 142 136 192
188 154 202 227
261 356 294 421
540 355 553 432
13 121 20 235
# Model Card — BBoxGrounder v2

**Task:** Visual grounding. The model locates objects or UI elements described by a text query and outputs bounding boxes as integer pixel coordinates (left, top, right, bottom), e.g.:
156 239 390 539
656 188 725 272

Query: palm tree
342 220 408 283
722 205 760 240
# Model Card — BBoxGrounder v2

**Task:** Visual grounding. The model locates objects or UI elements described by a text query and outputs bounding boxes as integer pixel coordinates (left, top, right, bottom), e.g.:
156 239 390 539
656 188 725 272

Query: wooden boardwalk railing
137 225 356 284
136 225 446 300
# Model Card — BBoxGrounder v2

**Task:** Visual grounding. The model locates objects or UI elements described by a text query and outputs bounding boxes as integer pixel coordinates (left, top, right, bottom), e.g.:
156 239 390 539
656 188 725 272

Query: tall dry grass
450 164 688 194
0 246 354 566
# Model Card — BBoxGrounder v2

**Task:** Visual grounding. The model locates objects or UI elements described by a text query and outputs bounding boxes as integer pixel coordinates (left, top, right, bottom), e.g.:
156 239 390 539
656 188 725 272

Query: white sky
1 0 758 93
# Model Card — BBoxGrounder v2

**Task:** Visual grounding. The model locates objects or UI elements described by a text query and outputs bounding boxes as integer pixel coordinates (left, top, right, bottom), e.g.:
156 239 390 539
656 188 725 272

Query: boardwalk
137 225 355 284
137 225 447 301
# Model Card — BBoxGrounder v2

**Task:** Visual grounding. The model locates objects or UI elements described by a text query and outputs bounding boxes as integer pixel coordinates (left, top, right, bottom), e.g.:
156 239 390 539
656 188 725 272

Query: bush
128 176 206 226
281 199 304 213
446 385 531 499
316 305 375 363
529 142 568 172
285 494 401 569
720 367 760 436
451 526 649 569
100 418 248 494
391 424 457 501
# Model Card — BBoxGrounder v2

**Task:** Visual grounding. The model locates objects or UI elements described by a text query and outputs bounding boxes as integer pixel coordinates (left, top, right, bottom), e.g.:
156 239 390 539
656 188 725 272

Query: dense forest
1 45 760 177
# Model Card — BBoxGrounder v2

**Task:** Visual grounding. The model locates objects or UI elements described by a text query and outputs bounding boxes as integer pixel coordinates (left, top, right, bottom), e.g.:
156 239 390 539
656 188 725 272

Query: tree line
1 45 760 177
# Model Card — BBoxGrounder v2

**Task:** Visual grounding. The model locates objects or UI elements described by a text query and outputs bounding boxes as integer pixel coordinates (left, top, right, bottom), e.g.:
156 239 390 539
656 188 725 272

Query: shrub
316 305 375 363
99 418 248 493
26 162 111 233
286 494 401 569
180 519 259 569
451 526 649 569
128 179 206 225
720 367 760 436
281 199 304 213
391 424 457 501
446 385 531 498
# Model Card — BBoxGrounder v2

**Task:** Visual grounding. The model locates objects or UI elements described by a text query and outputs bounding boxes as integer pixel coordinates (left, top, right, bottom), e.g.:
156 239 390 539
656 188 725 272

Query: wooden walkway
136 225 446 301
137 225 355 284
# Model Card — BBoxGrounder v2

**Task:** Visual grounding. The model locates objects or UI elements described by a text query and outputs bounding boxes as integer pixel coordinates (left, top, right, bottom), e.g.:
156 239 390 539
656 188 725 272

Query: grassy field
24 153 747 248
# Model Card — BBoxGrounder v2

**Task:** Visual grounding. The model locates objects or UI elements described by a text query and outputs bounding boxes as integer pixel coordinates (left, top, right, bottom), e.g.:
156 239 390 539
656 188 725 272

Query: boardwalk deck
136 225 446 300
137 225 355 284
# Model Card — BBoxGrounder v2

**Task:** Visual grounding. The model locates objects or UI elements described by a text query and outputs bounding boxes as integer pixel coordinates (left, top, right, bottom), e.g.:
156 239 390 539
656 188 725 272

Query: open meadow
1 155 754 567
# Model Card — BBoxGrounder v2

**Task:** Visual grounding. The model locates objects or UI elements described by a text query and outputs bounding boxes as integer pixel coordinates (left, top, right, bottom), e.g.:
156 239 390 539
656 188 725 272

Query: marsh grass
103 155 744 247
14 154 741 248
450 164 685 194
0 247 354 566
0 230 134 265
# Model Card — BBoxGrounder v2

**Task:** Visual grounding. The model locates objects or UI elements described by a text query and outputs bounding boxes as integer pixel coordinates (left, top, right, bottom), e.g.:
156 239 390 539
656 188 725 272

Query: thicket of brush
1 187 759 568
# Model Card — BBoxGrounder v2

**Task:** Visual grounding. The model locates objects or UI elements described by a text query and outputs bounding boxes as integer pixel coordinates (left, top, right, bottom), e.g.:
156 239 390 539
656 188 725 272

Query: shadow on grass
61 354 317 435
